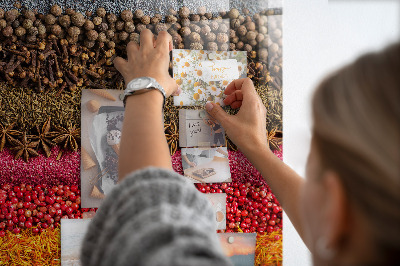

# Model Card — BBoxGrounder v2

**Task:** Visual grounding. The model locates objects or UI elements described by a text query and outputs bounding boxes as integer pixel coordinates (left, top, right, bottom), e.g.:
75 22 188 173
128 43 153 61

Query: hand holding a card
205 78 270 156
113 29 178 97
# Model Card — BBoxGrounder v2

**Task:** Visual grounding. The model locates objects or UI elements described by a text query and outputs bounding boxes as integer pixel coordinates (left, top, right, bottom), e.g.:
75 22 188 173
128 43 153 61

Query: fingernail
177 86 182 95
206 102 214 112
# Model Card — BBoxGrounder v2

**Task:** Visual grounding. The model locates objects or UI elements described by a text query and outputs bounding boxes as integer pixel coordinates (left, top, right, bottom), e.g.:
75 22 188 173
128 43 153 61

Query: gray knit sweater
81 167 232 266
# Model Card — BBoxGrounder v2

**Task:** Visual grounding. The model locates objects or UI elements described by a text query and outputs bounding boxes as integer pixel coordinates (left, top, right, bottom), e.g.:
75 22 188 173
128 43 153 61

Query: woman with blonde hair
82 29 399 266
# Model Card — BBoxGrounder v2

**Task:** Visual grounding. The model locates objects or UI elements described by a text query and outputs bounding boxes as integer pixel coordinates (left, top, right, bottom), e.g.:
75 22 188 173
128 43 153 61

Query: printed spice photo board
81 89 125 208
173 49 247 106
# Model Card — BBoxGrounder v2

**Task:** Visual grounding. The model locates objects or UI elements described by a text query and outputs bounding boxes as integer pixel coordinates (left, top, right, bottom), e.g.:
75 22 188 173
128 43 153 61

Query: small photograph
61 219 92 266
173 48 247 106
179 109 226 148
204 193 227 230
218 233 257 266
182 147 231 183
81 89 125 208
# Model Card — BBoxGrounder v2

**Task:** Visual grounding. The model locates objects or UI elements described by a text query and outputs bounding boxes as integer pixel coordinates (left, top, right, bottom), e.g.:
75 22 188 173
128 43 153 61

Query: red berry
267 226 274 233
273 206 280 213
13 227 20 234
66 207 73 215
0 230 5 237
32 227 39 234
25 221 33 228
229 222 236 229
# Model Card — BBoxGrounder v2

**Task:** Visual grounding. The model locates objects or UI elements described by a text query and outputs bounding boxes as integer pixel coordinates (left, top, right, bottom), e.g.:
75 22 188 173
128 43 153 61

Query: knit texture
81 167 232 266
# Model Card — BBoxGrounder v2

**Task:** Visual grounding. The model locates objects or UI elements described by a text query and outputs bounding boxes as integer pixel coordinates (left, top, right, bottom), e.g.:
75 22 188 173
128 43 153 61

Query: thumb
205 102 231 128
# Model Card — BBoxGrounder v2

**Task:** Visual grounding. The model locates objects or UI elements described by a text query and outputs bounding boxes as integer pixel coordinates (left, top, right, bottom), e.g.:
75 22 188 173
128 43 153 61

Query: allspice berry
228 8 240 19
45 14 56 25
140 15 150 25
209 20 219 31
197 6 206 16
246 31 257 41
191 14 200 22
98 22 109 32
23 10 36 21
219 43 229 51
66 8 75 16
168 8 177 16
136 24 146 33
205 32 216 42
230 19 240 29
50 4 63 17
134 9 144 19
68 26 80 37
84 20 94 31
150 16 160 24
190 24 201 34
28 26 38 35
2 26 13 37
37 24 46 35
51 24 62 36
244 44 252 52
218 23 228 33
121 10 133 22
5 9 18 22
180 26 191 37
87 30 98 41
129 32 140 43
84 40 95 48
179 7 190 18
270 43 279 54
93 16 102 26
15 26 26 37
107 13 117 23
229 43 236 50
237 25 247 36
190 42 203 50
201 25 211 35
204 12 212 20
96 7 106 18
22 19 33 30
207 42 218 51
98 32 107 42
236 41 244 50
165 15 177 24
115 21 124 31
155 23 167 34
106 29 114 39
245 21 256 31
259 48 268 61
59 15 71 28
119 31 129 41
189 32 201 42
0 8 4 19
124 21 135 33
71 12 85 27
216 33 228 44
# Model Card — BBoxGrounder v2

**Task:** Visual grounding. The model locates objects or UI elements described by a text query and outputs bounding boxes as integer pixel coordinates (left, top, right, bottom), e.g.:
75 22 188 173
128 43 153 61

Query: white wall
282 0 400 265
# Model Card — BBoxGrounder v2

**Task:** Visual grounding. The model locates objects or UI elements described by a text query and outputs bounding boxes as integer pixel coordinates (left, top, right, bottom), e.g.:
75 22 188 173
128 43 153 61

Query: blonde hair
312 43 400 263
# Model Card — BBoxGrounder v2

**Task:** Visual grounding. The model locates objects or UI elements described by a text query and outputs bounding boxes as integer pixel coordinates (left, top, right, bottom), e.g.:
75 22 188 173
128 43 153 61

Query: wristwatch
123 77 166 108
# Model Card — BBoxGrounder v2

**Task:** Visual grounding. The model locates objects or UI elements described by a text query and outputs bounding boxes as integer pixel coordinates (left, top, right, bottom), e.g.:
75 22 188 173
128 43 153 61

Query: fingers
171 86 182 96
155 31 172 53
224 78 249 95
113 57 127 73
139 29 155 52
205 102 231 128
223 90 243 108
126 41 139 58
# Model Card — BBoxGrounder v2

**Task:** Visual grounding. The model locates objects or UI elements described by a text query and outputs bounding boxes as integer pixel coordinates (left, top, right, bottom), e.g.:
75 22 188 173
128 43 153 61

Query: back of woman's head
312 43 400 263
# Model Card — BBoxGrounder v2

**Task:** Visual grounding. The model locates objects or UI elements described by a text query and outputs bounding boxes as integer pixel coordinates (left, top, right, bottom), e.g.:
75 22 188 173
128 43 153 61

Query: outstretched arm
205 78 306 240
113 30 178 180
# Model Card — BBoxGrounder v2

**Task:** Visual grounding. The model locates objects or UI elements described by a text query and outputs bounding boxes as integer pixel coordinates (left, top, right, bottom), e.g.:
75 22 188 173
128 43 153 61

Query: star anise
10 132 39 162
267 127 283 151
0 122 22 152
164 121 179 155
52 124 81 160
30 117 58 158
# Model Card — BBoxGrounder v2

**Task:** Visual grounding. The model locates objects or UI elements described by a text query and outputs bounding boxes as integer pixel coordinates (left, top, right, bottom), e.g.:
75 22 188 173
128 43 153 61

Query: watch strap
123 77 166 108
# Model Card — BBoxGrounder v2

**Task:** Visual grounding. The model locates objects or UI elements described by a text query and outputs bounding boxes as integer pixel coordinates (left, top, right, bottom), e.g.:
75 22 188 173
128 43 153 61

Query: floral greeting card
173 49 247 106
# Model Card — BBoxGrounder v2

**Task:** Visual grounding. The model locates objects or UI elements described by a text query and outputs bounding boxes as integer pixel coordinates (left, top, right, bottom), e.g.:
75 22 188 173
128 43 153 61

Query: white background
282 0 399 265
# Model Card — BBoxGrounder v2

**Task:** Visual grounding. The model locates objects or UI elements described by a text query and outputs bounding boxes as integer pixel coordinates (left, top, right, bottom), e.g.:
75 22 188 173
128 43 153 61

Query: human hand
189 162 197 167
113 29 179 97
205 78 269 154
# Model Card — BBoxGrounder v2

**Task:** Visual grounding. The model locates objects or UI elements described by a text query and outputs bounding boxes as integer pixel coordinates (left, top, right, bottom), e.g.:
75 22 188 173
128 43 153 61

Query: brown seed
98 22 109 32
205 32 216 42
22 19 33 30
219 43 229 51
45 14 56 25
228 8 240 19
0 8 4 19
207 42 218 51
136 24 146 33
180 26 191 37
190 42 203 50
66 8 75 16
246 31 257 41
107 13 117 23
179 7 190 18
86 29 98 41
96 7 106 18
134 9 144 19
106 29 115 39
71 12 85 27
237 25 247 36
51 24 62 36
121 10 133 22
59 15 71 28
50 4 63 17
68 26 80 37
2 26 13 37
165 15 177 24
181 18 190 27
197 6 207 16
84 40 95 48
93 16 102 26
189 32 201 42
5 9 18 22
140 15 150 25
244 44 252 52
129 32 140 43
217 33 228 44
15 26 26 37
190 24 201 34
98 32 107 42
124 21 135 33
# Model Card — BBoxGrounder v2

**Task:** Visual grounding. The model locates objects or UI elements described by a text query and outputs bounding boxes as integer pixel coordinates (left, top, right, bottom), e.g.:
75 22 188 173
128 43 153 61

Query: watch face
130 77 151 90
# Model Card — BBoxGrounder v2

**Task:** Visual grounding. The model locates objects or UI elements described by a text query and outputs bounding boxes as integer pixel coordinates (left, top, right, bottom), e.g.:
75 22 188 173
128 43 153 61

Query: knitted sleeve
81 167 232 266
